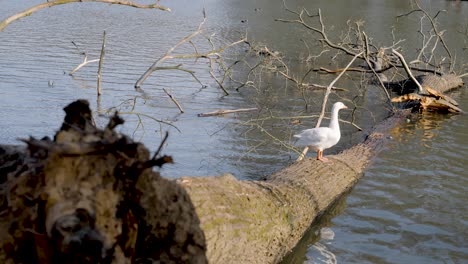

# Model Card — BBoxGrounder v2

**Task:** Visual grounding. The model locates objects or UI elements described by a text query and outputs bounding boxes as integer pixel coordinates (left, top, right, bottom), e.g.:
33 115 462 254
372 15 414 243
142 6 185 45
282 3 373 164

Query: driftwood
0 100 206 263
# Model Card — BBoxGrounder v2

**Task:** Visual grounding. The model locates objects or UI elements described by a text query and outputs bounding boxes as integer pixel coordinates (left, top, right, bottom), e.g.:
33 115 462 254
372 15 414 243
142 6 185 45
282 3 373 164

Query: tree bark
0 100 206 264
179 111 407 263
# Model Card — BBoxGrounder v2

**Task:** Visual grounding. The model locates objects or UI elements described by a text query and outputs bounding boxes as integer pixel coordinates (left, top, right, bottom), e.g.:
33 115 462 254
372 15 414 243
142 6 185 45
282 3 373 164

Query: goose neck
328 107 340 130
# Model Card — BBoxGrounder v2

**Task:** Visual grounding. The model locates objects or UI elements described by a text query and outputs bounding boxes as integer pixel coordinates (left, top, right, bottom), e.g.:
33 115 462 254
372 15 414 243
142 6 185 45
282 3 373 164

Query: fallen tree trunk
0 74 463 263
179 111 408 263
0 100 207 264
176 74 465 263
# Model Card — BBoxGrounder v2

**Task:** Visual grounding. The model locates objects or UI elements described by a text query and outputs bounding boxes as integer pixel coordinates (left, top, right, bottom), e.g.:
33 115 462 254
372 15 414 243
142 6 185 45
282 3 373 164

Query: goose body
294 102 347 161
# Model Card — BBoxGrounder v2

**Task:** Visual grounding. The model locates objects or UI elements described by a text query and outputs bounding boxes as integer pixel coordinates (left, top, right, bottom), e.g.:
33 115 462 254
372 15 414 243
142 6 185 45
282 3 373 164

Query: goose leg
317 150 329 162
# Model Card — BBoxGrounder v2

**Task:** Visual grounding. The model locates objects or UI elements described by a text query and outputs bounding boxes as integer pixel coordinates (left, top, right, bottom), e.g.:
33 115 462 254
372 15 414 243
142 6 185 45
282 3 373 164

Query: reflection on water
1 1 468 263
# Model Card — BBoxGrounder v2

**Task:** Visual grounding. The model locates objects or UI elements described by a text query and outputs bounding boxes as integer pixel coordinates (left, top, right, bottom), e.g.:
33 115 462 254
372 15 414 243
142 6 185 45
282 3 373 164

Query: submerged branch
97 31 106 96
163 88 184 113
198 108 258 117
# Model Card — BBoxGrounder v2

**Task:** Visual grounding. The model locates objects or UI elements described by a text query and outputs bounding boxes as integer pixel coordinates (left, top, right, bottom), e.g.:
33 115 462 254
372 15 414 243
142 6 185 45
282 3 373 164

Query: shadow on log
0 100 207 264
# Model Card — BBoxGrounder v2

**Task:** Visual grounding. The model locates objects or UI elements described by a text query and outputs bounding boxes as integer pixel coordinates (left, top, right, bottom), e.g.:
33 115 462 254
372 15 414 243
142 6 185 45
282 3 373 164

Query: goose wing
293 127 332 148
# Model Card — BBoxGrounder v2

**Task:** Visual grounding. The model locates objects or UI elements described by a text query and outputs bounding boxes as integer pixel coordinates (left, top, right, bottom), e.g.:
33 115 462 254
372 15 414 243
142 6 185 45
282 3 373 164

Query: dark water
1 0 467 263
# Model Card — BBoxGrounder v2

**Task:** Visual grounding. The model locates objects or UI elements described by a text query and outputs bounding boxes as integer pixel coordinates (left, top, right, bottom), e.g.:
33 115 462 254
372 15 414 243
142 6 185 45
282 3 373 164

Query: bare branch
392 49 423 93
396 3 453 71
0 0 170 32
275 8 365 61
198 108 258 117
69 58 100 75
97 31 106 96
69 42 100 75
163 88 184 113
134 13 246 91
316 52 363 128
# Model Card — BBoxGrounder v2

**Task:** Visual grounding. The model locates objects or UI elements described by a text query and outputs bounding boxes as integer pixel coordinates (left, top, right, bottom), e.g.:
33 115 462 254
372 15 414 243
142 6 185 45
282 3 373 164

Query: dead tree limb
134 11 247 93
397 1 453 71
97 31 106 96
198 108 258 117
69 41 100 76
0 0 170 32
392 49 424 93
163 88 184 113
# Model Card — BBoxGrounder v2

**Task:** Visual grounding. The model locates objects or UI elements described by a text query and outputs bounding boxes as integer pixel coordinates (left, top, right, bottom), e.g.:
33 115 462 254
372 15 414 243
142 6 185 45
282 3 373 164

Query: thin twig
134 10 246 91
152 131 169 160
316 52 363 127
116 111 180 132
396 3 453 71
163 88 184 113
69 41 100 75
276 8 367 63
69 58 100 75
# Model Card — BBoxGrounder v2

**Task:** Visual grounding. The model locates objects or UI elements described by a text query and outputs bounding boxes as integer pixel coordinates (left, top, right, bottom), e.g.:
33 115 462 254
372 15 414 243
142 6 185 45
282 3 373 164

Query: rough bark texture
179 112 406 264
0 100 206 264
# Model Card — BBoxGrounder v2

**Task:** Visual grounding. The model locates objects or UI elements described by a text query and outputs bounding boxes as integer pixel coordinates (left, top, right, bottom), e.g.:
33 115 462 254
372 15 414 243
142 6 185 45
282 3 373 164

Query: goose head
332 102 348 111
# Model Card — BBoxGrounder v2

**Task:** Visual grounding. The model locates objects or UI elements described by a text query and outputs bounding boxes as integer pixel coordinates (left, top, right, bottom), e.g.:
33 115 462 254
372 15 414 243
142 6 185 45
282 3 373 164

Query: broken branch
198 108 258 117
163 88 184 113
392 49 424 93
97 31 106 96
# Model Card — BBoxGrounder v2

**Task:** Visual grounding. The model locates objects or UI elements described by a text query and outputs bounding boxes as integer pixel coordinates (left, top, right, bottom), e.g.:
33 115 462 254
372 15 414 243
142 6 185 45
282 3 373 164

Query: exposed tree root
0 100 206 264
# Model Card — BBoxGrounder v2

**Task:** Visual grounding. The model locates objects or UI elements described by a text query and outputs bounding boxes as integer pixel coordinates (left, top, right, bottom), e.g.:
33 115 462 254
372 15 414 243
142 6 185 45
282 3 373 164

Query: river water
0 0 467 263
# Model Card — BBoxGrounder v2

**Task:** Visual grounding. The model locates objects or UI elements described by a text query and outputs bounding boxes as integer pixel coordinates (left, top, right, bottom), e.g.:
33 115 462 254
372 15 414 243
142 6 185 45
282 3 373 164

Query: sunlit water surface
0 0 467 263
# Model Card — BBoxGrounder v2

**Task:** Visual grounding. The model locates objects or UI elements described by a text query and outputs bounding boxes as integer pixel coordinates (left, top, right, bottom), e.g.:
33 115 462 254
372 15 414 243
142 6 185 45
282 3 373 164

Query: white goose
294 102 347 162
